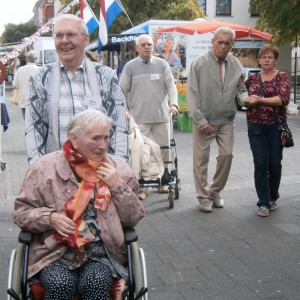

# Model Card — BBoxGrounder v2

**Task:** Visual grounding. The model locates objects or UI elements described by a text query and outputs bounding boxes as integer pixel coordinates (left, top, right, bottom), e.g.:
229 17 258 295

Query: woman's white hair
53 14 89 35
67 109 112 137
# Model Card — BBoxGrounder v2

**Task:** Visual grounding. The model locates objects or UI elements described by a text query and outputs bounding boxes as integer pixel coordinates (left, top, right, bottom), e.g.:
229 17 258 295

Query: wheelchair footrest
136 287 148 299
7 288 21 300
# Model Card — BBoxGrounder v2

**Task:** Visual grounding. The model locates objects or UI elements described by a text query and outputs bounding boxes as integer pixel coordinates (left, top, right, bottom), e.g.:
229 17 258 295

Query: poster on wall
186 32 213 74
151 31 187 69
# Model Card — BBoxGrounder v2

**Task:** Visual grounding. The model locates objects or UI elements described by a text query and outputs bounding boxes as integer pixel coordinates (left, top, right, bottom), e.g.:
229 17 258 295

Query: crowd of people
3 13 291 298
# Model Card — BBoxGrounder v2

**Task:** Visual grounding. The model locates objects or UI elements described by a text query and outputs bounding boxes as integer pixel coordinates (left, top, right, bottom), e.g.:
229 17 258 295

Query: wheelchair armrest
124 227 138 244
18 230 33 244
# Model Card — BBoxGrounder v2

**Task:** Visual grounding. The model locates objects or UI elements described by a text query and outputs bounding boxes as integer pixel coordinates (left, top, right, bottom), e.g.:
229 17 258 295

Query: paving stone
2 85 300 299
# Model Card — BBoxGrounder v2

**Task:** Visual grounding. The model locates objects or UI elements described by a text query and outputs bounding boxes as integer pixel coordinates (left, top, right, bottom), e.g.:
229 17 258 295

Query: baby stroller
128 114 180 208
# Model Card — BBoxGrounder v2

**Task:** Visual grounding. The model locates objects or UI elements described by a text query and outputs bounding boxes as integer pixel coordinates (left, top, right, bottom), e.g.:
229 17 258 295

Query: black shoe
161 170 174 184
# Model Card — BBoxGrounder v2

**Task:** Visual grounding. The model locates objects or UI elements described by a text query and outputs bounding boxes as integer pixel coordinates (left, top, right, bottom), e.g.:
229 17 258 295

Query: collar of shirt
60 59 85 72
138 56 152 64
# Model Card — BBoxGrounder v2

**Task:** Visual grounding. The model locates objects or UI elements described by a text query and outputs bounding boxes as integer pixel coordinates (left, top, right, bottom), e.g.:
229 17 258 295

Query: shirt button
56 250 61 255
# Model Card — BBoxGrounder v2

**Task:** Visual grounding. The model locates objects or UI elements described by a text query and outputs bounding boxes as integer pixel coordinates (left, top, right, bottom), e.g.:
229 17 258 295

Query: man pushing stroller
120 34 178 199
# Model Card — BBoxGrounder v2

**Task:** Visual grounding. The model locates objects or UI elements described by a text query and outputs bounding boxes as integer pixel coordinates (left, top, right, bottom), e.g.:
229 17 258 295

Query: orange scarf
53 140 111 249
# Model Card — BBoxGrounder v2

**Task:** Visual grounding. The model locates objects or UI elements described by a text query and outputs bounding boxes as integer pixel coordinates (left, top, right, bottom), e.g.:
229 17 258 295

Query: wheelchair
7 228 148 300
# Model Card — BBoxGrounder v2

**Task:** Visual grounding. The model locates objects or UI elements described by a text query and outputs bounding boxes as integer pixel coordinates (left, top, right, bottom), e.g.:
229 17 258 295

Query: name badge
151 74 160 80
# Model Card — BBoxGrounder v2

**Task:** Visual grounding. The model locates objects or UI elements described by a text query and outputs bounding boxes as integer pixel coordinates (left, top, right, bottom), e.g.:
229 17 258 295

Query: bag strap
258 73 265 97
258 73 280 124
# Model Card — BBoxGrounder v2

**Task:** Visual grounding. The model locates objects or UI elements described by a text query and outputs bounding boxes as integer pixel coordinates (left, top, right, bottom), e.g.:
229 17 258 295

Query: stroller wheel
174 182 180 200
168 189 174 208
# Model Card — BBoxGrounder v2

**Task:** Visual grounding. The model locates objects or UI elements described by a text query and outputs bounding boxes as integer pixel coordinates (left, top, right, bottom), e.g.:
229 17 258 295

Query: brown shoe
138 191 147 200
159 185 169 193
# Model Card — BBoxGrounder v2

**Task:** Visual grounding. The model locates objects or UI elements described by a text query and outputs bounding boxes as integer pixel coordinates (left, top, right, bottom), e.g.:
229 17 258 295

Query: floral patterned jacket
245 71 291 124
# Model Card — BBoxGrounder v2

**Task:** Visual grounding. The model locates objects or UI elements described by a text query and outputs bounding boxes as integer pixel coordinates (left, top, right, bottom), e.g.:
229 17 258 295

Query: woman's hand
50 212 76 237
96 162 123 189
243 95 260 107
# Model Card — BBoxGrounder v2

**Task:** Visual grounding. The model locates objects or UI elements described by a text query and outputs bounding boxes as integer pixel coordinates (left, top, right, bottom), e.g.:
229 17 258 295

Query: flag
98 0 123 50
80 0 99 35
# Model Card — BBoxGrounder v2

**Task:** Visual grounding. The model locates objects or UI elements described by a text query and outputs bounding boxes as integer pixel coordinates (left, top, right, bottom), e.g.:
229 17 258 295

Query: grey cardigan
25 58 128 164
187 50 248 126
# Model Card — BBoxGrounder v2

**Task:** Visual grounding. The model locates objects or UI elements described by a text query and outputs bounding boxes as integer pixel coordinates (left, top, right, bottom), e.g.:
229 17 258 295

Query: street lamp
293 35 298 104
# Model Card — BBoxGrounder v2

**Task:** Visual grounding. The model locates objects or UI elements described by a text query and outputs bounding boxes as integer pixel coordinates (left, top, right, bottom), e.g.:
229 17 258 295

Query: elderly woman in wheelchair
13 109 145 300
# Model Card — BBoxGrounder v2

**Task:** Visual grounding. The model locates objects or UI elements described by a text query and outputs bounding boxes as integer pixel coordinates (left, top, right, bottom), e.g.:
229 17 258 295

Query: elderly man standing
25 14 128 164
187 27 248 213
120 34 178 199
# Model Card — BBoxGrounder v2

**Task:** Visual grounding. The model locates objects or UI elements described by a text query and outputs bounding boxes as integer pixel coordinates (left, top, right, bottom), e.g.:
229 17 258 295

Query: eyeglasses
54 32 85 40
216 41 232 46
260 56 275 60
139 43 153 48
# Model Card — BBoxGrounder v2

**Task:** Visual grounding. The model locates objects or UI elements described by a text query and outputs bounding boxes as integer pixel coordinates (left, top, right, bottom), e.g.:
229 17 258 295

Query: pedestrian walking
244 44 291 217
120 34 178 199
187 26 249 213
12 50 39 119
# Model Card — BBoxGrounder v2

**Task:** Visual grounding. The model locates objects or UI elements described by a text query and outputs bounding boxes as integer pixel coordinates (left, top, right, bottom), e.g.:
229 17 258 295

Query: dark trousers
247 122 283 207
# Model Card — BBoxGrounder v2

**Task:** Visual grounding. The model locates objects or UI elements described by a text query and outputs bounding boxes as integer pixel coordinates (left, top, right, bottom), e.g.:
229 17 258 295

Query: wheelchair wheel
168 189 174 209
138 248 148 300
131 242 143 297
130 242 148 300
7 243 24 300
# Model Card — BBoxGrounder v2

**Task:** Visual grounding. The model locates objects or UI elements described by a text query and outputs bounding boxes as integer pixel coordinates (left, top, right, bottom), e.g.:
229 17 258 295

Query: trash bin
177 112 193 132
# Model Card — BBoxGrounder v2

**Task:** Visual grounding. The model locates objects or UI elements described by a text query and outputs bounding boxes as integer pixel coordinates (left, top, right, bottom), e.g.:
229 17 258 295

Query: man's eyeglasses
260 56 275 60
139 43 153 48
54 32 85 40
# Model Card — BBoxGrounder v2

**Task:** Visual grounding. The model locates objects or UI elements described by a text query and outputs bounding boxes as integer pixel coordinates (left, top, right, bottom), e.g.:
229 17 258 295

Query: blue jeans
247 122 283 207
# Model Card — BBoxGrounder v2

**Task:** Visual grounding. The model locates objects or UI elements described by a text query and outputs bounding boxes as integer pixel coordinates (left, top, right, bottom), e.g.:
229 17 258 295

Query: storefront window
250 5 259 16
216 0 231 16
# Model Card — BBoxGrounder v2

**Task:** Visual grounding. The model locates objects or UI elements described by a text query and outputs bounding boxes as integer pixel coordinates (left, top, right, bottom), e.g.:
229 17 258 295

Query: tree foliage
1 21 37 44
59 0 204 38
250 0 300 46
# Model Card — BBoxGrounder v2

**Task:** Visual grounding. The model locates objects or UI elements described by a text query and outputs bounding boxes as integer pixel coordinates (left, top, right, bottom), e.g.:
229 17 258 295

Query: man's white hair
135 34 153 45
53 14 89 35
212 27 235 43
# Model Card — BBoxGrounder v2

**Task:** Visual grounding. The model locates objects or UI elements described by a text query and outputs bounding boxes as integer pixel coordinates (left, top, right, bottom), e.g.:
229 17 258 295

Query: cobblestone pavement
1 83 300 299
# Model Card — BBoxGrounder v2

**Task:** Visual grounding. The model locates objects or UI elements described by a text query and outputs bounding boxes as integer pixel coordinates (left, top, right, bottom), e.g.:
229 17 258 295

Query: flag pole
83 0 100 25
116 0 135 28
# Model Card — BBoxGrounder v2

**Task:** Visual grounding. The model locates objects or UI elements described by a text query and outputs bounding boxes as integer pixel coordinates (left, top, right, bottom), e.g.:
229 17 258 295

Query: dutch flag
98 0 123 50
80 0 99 35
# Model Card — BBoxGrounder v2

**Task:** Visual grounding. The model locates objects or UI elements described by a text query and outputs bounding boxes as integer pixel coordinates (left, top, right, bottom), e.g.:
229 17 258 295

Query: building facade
198 0 291 75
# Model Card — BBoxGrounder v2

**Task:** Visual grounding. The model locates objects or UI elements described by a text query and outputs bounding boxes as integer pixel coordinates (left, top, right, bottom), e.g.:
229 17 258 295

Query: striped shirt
58 61 93 147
